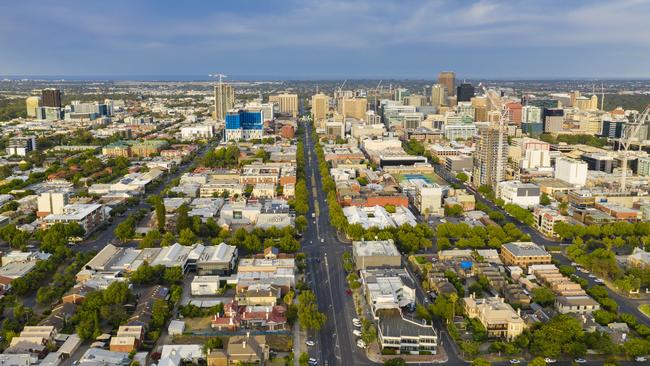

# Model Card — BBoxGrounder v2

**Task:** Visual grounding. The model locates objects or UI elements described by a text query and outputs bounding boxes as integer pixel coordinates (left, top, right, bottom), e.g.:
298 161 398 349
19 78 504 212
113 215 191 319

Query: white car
352 330 362 337
352 318 361 324
544 358 557 363
509 359 520 364
594 279 604 284
635 357 647 362
574 358 587 364
353 322 362 328
356 340 367 348
305 340 315 347
588 274 597 278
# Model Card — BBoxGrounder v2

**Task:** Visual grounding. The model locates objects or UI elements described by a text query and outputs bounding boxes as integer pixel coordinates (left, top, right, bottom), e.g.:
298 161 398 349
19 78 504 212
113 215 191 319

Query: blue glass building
224 110 263 141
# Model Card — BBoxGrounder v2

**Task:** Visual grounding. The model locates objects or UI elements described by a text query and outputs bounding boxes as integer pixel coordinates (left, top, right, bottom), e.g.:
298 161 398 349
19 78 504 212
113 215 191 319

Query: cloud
1 0 650 76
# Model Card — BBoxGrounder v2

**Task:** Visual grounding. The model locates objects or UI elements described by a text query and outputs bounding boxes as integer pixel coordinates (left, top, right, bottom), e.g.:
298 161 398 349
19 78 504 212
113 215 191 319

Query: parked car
509 360 520 364
353 330 362 337
594 279 604 284
356 340 367 348
635 357 647 362
544 358 557 363
574 358 587 363
305 340 315 347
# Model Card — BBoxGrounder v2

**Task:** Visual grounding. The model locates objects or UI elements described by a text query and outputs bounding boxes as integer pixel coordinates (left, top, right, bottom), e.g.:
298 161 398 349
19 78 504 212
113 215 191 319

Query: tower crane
619 104 650 192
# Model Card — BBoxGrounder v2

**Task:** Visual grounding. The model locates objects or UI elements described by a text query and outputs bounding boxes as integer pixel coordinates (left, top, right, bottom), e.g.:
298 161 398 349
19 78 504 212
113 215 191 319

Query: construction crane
619 104 650 193
337 79 347 96
209 74 227 120
478 83 509 184
373 80 383 112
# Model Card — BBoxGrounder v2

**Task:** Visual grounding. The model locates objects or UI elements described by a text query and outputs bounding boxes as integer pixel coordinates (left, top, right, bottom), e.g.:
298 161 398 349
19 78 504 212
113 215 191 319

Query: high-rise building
41 88 62 108
544 108 564 133
6 136 37 156
224 109 263 142
471 96 489 122
269 93 299 117
431 84 447 107
213 83 235 121
438 71 456 97
365 110 382 125
473 124 508 188
25 96 42 117
394 88 409 102
600 120 625 139
456 83 475 102
521 105 543 136
311 93 330 124
340 98 368 120
505 102 523 125
555 157 587 186
403 95 427 107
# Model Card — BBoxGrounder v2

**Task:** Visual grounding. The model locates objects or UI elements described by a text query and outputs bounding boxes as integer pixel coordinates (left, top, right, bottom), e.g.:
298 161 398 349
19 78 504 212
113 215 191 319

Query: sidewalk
293 322 306 366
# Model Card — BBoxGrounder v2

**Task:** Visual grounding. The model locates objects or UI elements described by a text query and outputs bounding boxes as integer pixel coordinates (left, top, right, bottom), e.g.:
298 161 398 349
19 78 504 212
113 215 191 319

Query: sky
1 0 650 80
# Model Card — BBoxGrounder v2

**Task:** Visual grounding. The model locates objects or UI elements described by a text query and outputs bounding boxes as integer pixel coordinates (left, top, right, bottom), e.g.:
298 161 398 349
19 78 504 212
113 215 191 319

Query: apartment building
463 295 525 340
533 206 567 238
42 203 108 235
499 242 552 268
377 309 437 355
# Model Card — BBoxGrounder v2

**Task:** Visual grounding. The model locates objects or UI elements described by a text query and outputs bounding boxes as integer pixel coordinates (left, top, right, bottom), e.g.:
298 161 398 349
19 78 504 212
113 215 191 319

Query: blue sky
1 0 650 79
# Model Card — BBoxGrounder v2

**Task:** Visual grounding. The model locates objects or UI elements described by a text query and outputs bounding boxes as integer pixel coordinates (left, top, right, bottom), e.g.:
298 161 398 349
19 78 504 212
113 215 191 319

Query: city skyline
2 0 650 79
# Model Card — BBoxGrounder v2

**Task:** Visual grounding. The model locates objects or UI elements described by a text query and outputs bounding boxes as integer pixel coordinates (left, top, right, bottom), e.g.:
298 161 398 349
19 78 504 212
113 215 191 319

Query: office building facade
224 110 263 142
41 88 62 108
456 83 475 102
438 71 456 97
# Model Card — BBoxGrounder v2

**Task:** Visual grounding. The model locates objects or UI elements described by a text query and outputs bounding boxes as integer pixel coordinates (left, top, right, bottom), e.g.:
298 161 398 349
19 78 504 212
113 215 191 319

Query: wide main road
301 121 377 366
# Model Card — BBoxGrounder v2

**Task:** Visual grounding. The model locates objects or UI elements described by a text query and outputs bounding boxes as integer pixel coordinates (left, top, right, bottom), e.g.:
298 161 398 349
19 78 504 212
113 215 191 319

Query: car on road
320 238 324 243
594 278 604 284
544 358 557 363
635 357 647 362
509 359 520 364
356 340 367 348
305 340 315 347
588 274 597 278
308 357 318 366
574 358 587 363
440 218 446 223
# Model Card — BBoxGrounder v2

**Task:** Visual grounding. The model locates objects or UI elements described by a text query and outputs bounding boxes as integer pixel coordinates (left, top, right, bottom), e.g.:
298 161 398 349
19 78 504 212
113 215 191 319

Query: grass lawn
640 304 650 317
268 334 293 352
183 316 213 331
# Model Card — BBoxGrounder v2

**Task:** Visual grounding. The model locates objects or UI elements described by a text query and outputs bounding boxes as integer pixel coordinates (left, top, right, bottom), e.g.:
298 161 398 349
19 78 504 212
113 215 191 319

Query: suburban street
73 140 217 253
434 165 650 329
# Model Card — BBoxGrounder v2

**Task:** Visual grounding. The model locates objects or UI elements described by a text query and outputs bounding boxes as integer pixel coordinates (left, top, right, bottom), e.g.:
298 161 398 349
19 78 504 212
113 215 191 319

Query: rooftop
352 239 400 258
502 242 550 257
